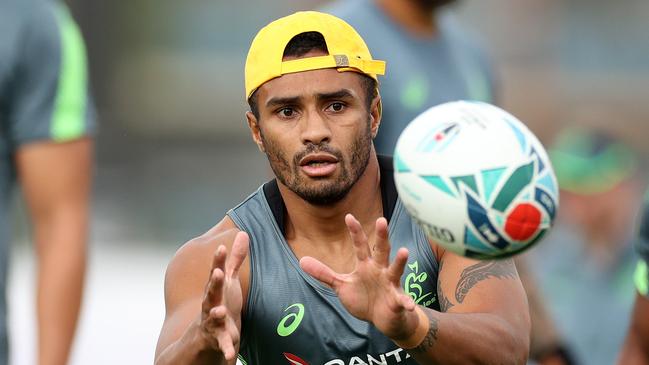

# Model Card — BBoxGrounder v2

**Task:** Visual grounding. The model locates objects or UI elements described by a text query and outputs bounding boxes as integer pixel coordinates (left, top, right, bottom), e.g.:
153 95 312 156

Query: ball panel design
393 101 559 260
504 203 542 241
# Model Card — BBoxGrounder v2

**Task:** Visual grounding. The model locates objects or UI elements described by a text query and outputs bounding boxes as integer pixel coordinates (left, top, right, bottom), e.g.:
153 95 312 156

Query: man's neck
278 152 383 251
375 0 440 38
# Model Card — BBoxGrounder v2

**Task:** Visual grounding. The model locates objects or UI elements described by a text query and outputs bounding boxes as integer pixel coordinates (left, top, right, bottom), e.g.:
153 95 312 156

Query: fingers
373 217 391 267
201 238 245 360
300 256 340 289
209 305 228 321
216 330 237 361
206 307 239 361
202 245 227 310
345 214 371 261
203 233 246 313
203 267 225 313
388 247 409 284
212 245 227 272
226 231 249 277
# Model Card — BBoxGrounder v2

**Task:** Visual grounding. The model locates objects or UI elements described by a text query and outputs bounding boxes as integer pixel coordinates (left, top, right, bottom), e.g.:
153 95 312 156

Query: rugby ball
393 101 558 259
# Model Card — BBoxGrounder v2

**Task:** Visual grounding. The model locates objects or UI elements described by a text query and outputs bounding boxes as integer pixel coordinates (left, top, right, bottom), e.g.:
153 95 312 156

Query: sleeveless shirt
634 195 649 297
227 156 439 365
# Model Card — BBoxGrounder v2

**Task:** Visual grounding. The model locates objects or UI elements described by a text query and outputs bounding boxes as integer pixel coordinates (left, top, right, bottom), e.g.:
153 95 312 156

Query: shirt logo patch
277 303 305 337
404 261 435 307
284 352 310 365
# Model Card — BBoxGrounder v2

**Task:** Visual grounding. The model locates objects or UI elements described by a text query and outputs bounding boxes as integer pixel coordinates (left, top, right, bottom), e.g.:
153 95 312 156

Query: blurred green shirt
0 0 95 362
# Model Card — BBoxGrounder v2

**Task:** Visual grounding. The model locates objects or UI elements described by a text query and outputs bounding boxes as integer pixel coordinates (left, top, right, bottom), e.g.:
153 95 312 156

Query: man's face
247 58 379 205
562 178 644 248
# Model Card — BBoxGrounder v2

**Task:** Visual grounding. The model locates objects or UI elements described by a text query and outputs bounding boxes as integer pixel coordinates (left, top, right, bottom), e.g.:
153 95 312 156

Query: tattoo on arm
455 260 518 303
410 310 439 354
437 258 454 312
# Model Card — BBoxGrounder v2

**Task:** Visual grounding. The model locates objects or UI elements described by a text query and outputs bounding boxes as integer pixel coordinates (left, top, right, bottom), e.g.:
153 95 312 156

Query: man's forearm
399 307 529 365
618 328 649 365
514 256 563 360
617 294 649 365
36 217 87 365
17 138 95 365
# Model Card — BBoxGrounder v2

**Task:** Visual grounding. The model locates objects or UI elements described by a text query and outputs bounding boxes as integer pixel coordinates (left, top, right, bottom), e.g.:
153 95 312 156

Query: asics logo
277 303 305 337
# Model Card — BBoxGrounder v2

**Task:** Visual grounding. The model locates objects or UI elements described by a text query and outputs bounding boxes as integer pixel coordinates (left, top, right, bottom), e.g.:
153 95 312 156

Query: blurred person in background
323 1 571 363
526 126 646 365
0 0 95 364
618 190 649 364
323 0 495 155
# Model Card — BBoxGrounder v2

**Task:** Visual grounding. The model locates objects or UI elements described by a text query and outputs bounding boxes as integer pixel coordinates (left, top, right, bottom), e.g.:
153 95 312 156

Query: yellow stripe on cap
245 11 386 99
281 54 386 76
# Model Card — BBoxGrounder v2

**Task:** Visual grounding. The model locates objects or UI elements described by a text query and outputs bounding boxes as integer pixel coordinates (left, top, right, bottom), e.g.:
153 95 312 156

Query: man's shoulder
0 0 58 75
162 215 251 317
168 217 240 272
7 0 60 40
0 0 48 20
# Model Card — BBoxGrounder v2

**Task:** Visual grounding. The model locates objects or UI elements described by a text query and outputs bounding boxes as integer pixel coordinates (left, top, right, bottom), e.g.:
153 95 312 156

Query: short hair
247 31 377 120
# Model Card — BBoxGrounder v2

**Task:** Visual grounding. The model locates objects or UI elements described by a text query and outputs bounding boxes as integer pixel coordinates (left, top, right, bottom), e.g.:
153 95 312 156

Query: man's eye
329 102 345 112
279 108 294 117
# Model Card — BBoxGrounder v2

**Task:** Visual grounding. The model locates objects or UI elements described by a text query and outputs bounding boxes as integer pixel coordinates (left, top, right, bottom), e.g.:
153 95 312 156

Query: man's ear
246 111 265 153
370 93 382 139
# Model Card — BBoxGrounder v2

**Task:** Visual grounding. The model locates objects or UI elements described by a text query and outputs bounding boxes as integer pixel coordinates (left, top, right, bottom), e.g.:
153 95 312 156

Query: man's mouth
299 154 339 177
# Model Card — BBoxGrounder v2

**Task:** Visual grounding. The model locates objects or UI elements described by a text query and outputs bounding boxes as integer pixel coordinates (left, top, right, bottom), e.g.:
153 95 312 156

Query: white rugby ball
393 101 559 259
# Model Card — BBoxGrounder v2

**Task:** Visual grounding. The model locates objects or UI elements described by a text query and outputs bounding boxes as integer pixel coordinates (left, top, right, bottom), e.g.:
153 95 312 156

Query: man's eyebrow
266 96 301 108
316 89 355 101
265 89 355 108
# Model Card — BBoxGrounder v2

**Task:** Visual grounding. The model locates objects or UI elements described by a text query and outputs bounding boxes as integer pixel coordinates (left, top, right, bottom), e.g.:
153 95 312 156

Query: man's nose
300 109 332 145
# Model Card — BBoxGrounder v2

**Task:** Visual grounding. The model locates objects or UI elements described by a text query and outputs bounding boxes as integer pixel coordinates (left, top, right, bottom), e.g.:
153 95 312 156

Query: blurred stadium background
7 0 649 363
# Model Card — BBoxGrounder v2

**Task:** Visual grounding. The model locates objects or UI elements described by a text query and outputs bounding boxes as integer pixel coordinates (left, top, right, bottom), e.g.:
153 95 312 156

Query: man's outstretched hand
300 214 422 343
199 231 249 361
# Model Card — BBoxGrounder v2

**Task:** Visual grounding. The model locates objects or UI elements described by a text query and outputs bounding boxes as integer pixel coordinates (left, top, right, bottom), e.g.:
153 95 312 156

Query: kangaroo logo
404 261 434 306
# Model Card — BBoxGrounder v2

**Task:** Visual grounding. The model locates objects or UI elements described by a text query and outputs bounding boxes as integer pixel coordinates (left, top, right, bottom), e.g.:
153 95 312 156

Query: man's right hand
198 231 249 361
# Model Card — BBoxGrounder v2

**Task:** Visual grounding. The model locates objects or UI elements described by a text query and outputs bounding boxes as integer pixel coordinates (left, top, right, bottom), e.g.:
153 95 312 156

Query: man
0 0 95 364
530 127 644 365
618 191 649 364
323 0 495 155
154 11 529 365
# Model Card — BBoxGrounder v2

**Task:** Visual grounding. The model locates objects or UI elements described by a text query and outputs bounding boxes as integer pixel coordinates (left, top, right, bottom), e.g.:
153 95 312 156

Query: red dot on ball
504 203 541 241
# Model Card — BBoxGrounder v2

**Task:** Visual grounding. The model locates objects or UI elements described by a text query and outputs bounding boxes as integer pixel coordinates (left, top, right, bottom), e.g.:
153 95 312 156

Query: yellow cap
244 11 386 99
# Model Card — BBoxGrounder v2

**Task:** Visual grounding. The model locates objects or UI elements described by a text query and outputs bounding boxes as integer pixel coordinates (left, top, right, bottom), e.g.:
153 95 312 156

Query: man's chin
295 183 351 206
302 193 348 206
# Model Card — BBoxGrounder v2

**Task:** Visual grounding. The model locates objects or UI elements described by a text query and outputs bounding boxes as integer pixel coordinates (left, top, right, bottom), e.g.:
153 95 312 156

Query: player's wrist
189 320 230 362
392 306 430 349
191 317 216 352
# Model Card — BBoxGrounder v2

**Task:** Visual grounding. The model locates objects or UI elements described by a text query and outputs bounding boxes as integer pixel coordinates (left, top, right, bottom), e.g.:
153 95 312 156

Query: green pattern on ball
481 167 507 203
492 161 534 212
451 175 478 195
394 153 411 173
